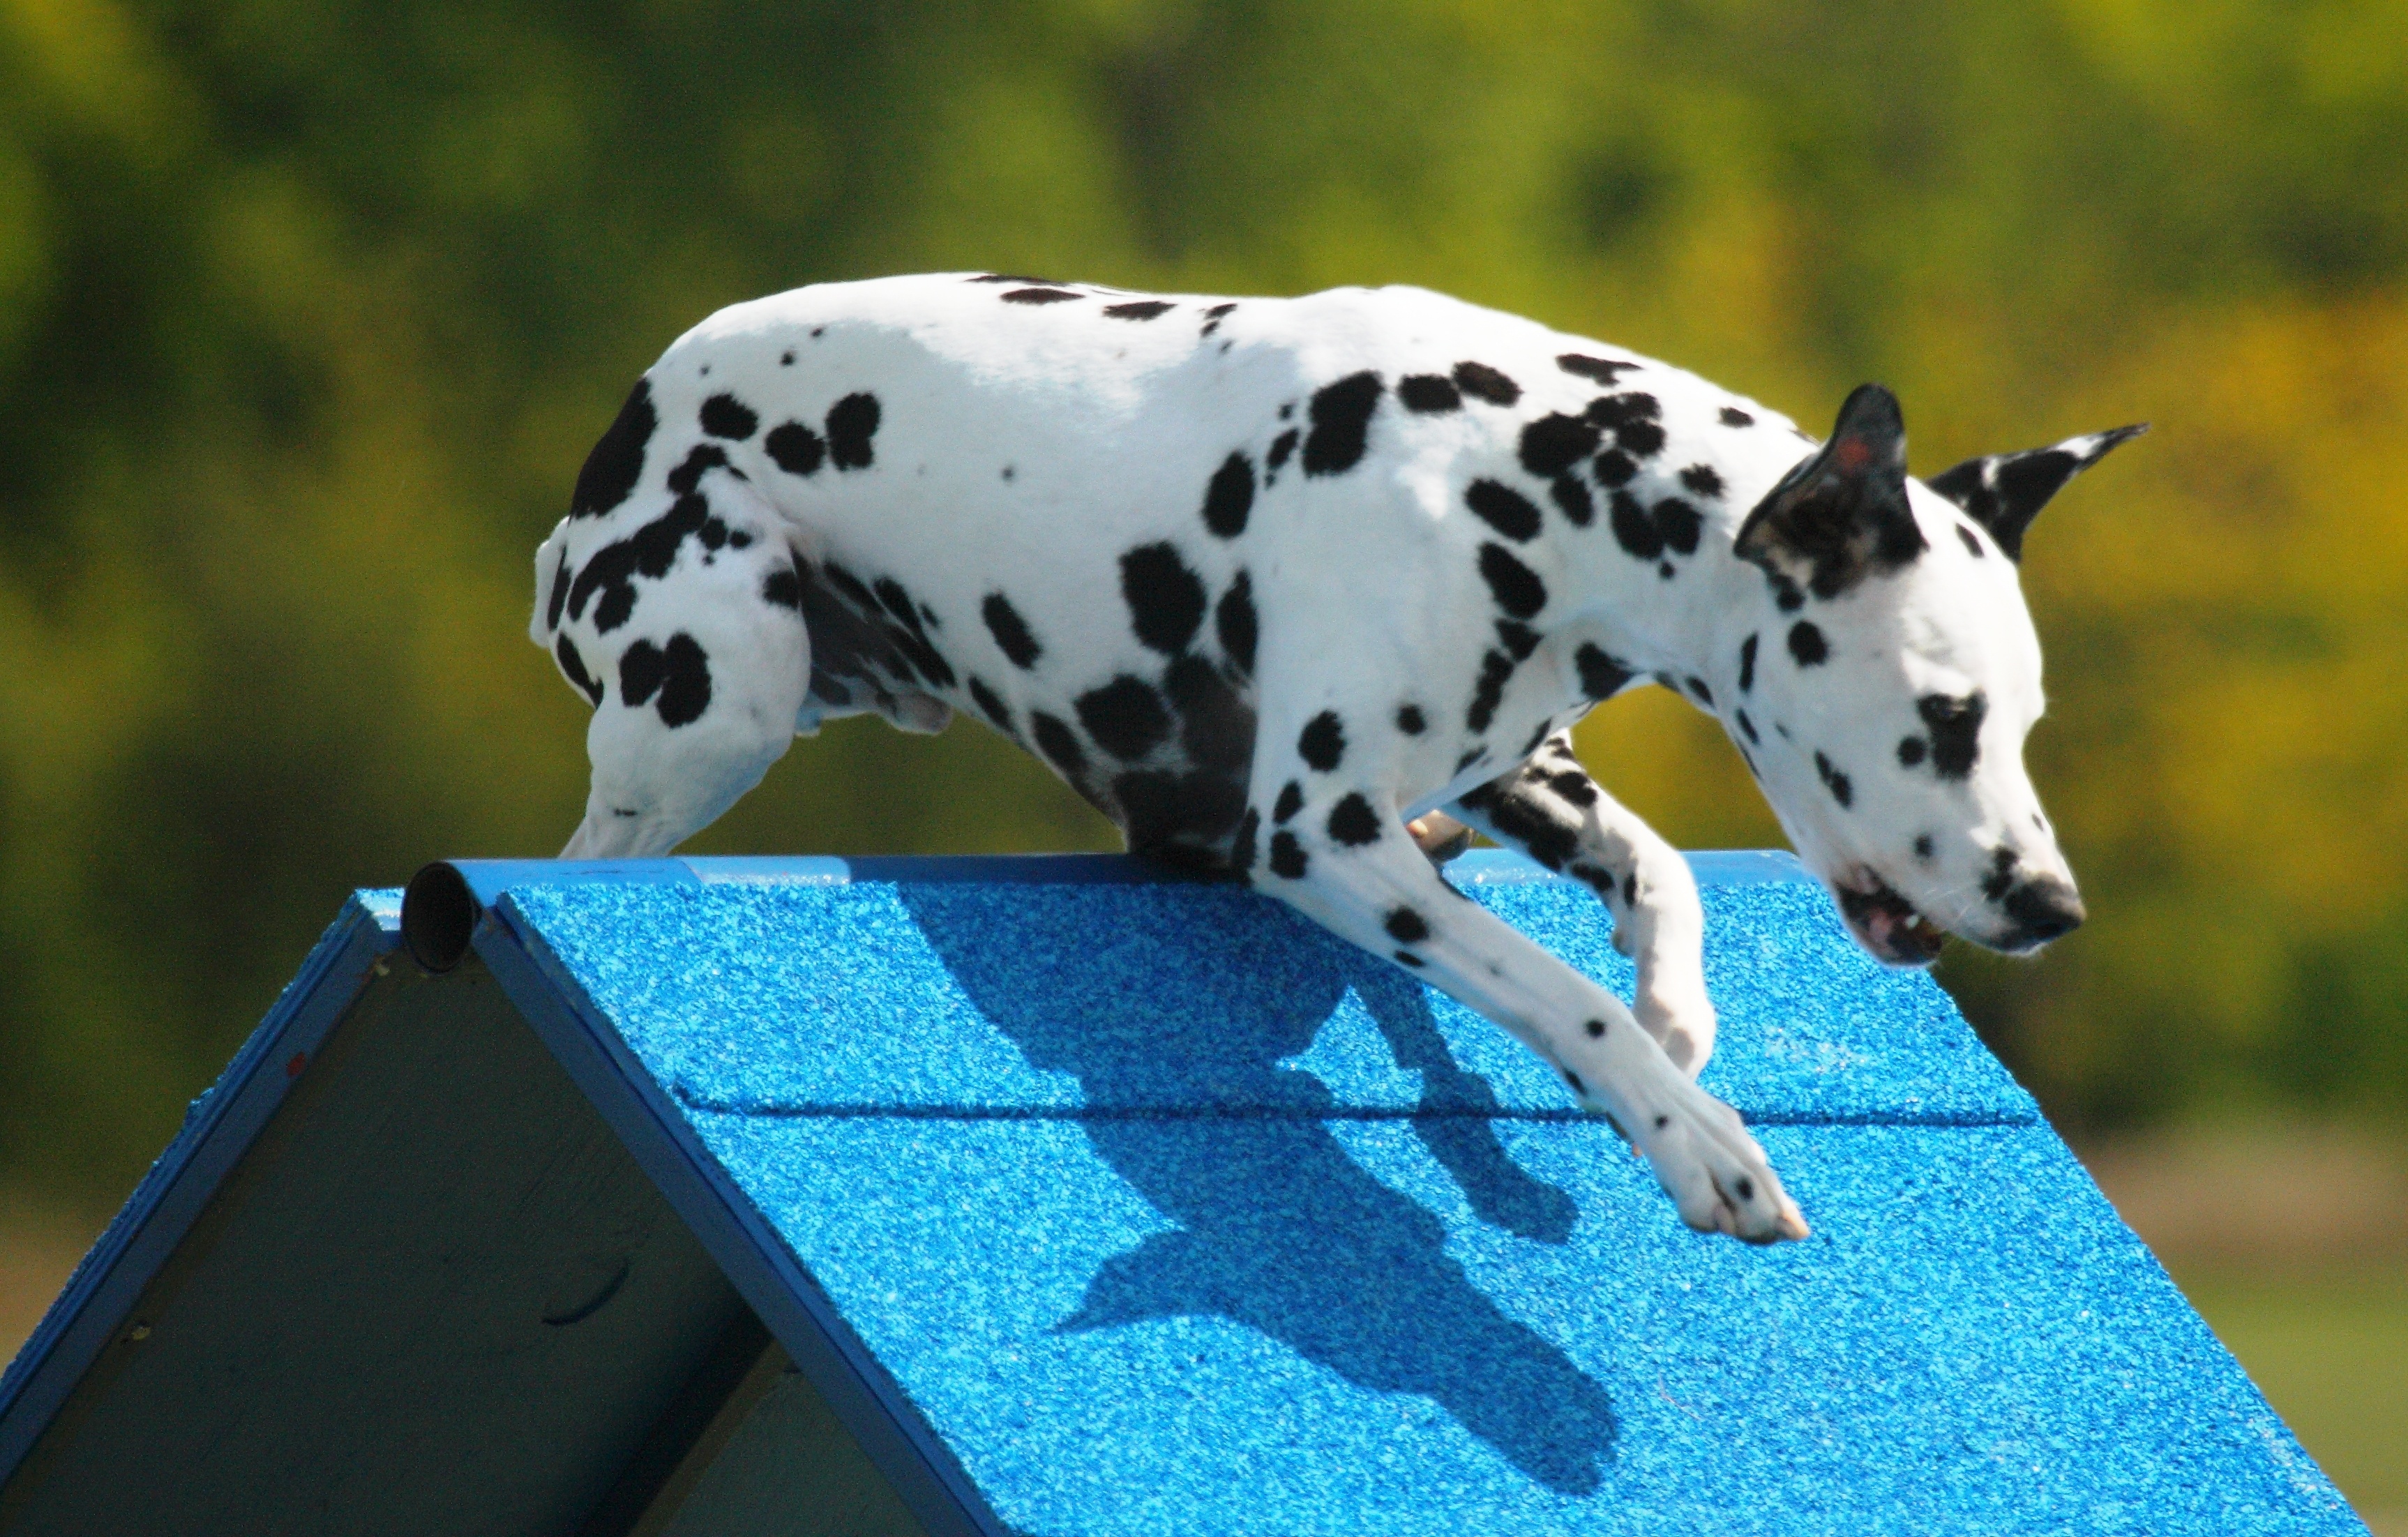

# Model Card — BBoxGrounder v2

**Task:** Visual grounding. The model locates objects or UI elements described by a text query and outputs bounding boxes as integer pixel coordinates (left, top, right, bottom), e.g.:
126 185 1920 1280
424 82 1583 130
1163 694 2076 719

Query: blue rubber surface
506 877 2029 1125
491 856 2362 1536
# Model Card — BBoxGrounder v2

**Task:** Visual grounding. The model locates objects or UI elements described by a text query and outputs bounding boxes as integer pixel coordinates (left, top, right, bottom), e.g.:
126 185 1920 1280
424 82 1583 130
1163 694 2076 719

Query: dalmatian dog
532 274 2140 1243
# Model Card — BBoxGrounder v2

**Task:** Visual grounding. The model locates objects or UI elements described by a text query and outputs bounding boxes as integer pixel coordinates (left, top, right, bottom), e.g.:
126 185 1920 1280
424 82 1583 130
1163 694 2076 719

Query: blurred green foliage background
1 0 2405 1206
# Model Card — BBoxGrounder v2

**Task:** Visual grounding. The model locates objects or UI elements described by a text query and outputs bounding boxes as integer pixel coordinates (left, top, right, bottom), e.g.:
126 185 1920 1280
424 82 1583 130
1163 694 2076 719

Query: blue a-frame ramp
0 851 2366 1535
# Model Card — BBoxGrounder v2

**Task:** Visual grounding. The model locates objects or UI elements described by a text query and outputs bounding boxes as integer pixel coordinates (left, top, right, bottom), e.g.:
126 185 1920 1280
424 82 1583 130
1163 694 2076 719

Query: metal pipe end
402 862 481 973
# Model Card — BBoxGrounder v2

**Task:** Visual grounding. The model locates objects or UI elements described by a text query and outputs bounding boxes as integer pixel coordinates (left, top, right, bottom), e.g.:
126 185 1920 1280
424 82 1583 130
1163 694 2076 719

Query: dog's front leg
1450 732 1717 1077
1251 777 1805 1242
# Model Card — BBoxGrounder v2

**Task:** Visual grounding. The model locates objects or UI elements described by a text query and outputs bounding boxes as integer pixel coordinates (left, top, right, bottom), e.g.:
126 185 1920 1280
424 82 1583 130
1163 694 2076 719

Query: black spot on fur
566 492 714 633
619 632 713 727
1163 654 1255 772
555 634 603 706
1456 747 1488 776
1202 452 1255 538
1077 676 1173 760
1327 793 1380 846
729 530 753 549
1451 361 1520 405
1030 712 1086 779
765 421 825 476
1393 950 1424 968
1914 833 1936 862
1558 354 1637 384
1918 692 1987 779
983 592 1042 670
668 444 728 495
545 546 571 631
822 562 877 610
762 564 802 610
1385 906 1431 943
1396 704 1426 735
1002 286 1082 304
700 393 758 440
1788 621 1829 667
1550 475 1593 527
1565 1071 1584 1096
1549 768 1599 807
869 577 956 689
1459 772 1579 870
1736 708 1759 744
1465 479 1543 542
1216 571 1257 675
1655 498 1701 554
1981 846 2020 902
1298 712 1345 772
1302 372 1383 476
968 675 1012 731
826 393 881 470
1521 416 1602 481
1680 464 1724 498
1268 830 1308 879
1720 406 1754 428
1585 1017 1607 1037
1494 620 1540 661
1898 736 1926 766
1686 676 1714 705
1814 751 1853 808
1273 781 1304 823
1592 450 1636 488
1609 490 1662 561
572 378 655 520
1957 523 1987 557
1575 643 1631 700
1266 428 1298 473
1477 543 1547 618
1586 392 1664 458
1398 374 1461 412
1739 633 1759 692
1232 807 1260 874
1104 300 1173 320
1121 542 1208 655
1467 650 1514 732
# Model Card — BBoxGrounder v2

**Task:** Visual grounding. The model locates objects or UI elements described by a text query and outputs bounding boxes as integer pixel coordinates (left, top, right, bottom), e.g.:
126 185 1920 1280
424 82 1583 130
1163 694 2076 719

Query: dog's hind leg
1249 769 1803 1242
552 495 813 860
1449 731 1717 1076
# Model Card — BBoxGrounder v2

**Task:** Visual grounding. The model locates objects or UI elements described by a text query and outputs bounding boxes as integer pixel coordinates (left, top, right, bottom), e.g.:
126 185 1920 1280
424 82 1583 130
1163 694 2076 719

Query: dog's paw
1633 982 1717 1079
1609 1078 1807 1244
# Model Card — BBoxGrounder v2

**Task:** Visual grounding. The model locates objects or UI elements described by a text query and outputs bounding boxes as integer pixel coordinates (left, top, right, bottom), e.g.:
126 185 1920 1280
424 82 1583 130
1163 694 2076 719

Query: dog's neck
1543 430 1813 697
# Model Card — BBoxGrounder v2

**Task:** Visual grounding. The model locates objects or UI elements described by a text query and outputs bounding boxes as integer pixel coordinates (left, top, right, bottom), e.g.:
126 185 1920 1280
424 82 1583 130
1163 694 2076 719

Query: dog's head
1720 384 2143 966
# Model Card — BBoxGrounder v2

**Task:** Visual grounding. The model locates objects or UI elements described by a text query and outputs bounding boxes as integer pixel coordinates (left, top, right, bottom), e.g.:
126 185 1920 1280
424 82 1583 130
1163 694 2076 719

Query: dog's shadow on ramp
900 884 1620 1495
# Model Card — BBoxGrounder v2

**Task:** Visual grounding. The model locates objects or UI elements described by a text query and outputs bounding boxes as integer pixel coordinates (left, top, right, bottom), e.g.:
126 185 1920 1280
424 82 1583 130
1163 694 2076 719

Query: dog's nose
2001 876 2085 947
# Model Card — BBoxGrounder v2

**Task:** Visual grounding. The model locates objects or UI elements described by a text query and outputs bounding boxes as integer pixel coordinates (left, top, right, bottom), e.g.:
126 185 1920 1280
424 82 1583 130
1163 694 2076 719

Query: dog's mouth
1833 869 1948 967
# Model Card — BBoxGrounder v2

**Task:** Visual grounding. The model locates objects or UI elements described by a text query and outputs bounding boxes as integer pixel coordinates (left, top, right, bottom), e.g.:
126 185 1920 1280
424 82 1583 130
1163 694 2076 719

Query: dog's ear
1735 383 1927 603
1923 423 2148 562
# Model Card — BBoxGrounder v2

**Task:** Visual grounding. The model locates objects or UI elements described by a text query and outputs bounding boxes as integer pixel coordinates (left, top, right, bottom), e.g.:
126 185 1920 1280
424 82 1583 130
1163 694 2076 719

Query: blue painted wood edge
0 892 403 1487
437 847 1813 905
474 893 1009 1537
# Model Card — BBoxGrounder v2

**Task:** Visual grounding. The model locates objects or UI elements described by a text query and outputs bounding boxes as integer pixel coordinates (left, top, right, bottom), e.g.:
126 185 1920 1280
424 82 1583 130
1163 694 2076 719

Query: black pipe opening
402 862 481 973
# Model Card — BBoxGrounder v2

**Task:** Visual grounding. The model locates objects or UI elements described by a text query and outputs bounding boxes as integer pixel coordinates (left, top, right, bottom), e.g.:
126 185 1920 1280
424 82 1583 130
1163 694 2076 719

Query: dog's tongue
1864 905 1904 952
